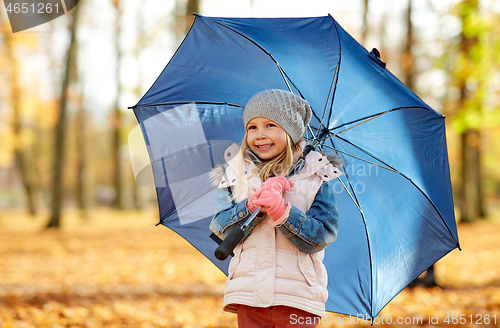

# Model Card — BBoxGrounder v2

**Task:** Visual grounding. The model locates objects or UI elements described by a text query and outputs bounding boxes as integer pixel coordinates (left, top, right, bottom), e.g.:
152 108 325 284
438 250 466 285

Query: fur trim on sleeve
327 153 345 168
209 164 228 188
316 150 345 168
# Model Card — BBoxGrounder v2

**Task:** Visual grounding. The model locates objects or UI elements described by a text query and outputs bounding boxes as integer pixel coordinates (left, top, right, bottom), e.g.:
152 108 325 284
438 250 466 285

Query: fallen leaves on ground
0 208 499 327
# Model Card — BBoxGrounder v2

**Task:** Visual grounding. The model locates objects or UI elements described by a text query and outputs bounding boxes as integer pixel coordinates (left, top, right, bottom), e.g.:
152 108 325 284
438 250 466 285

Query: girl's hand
252 176 292 221
252 191 287 221
253 176 294 199
246 191 259 213
250 177 293 221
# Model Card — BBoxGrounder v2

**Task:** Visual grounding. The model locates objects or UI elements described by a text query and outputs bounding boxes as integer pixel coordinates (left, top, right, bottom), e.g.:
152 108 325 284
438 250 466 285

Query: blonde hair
232 130 301 201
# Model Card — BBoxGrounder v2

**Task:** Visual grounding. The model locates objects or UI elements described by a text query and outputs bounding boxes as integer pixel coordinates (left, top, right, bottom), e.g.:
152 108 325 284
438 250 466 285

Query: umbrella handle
214 225 246 260
214 206 263 260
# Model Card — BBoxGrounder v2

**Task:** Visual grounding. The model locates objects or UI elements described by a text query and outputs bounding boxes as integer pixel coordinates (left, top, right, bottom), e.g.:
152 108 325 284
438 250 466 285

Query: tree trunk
47 4 81 228
377 3 388 64
460 129 483 222
14 149 40 216
112 104 123 210
458 0 484 223
400 0 415 90
360 0 369 46
132 6 147 210
76 94 93 219
2 21 41 216
112 0 124 210
185 0 200 26
174 0 200 44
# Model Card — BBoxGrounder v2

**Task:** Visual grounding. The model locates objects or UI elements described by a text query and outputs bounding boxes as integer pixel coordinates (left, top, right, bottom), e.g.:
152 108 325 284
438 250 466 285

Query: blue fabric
132 15 459 319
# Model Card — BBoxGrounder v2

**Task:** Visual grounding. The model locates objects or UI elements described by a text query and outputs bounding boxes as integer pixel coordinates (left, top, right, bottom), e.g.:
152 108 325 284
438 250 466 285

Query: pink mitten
251 177 289 221
253 176 294 199
252 176 293 221
252 192 287 221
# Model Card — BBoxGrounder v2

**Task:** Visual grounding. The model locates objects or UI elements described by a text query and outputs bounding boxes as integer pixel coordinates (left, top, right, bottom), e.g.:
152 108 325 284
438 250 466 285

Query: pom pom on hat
243 89 312 144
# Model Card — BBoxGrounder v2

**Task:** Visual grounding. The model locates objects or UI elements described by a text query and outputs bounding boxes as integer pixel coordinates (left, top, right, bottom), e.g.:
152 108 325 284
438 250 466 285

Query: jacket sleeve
276 182 339 254
209 187 261 240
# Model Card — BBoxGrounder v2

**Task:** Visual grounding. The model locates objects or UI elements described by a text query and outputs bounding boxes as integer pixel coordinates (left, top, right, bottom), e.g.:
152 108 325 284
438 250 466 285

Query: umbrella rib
129 101 244 110
277 63 293 92
209 18 329 131
340 163 375 318
279 69 328 140
336 177 363 213
325 109 395 142
211 20 275 61
305 126 319 144
304 126 328 151
333 135 400 172
321 144 399 173
327 15 343 126
334 135 461 250
210 20 304 98
330 105 431 133
319 63 340 132
213 19 342 137
342 165 362 213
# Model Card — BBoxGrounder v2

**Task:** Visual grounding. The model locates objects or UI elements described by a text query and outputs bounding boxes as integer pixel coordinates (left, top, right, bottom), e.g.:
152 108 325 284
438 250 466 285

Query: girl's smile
246 117 287 160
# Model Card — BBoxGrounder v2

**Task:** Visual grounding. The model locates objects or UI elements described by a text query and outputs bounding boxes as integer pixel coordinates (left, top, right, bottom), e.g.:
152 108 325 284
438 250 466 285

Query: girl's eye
247 125 256 130
267 123 276 128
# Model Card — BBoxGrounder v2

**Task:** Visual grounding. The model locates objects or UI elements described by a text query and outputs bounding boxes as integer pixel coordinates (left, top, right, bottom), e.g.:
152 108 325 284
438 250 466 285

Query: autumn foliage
0 208 499 328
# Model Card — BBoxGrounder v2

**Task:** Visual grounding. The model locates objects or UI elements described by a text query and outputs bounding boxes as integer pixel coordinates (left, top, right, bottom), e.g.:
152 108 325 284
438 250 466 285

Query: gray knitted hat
243 89 312 144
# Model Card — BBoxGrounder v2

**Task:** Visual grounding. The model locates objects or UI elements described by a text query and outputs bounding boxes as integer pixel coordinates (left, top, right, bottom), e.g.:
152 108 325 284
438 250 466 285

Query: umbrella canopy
131 14 460 319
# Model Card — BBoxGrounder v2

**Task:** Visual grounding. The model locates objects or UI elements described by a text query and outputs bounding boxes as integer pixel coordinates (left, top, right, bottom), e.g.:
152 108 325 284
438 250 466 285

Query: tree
131 4 147 210
75 83 93 219
174 0 200 44
453 0 485 223
360 0 369 46
47 5 82 228
1 20 41 216
111 0 125 209
185 0 200 27
400 0 415 91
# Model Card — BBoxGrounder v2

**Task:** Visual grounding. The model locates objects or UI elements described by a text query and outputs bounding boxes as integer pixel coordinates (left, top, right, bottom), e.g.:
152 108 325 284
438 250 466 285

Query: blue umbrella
130 14 460 319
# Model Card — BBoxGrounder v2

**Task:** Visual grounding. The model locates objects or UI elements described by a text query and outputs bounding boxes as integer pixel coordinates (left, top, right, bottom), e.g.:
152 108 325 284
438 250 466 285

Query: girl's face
246 117 287 161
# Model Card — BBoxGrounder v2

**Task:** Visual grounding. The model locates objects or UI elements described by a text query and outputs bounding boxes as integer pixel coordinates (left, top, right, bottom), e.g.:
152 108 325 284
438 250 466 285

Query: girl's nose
256 130 266 139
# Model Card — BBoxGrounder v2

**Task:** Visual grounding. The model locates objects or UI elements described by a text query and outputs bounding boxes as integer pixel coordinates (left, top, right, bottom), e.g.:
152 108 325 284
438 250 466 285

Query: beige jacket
216 143 341 317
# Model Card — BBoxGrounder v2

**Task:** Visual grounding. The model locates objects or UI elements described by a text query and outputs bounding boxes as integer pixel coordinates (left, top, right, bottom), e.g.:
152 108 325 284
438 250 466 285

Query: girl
210 89 342 328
